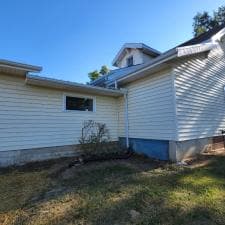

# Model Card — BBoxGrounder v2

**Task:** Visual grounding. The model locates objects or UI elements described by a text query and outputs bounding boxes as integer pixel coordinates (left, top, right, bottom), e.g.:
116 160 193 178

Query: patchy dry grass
0 153 225 225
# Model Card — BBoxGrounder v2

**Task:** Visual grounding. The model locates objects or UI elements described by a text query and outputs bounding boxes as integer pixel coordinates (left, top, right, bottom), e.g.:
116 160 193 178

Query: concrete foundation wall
0 145 78 167
2 136 223 167
119 137 169 160
169 136 225 162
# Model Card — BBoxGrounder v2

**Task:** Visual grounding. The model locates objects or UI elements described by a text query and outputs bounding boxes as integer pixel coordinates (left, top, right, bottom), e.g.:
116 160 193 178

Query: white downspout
124 90 129 148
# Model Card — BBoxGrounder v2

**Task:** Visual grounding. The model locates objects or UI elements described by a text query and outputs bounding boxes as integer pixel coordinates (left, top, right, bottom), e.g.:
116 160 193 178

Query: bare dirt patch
0 153 225 225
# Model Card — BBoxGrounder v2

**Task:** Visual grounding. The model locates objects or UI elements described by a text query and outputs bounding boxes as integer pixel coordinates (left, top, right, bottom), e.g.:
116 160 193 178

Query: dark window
126 56 133 67
66 96 93 111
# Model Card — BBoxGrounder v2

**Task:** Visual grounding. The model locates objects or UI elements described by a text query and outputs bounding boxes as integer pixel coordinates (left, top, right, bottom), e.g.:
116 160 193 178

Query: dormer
112 43 161 68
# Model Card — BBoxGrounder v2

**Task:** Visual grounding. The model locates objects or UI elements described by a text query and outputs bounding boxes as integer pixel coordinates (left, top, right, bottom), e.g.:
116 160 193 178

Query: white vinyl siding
0 74 119 151
118 69 177 140
118 96 125 137
174 42 225 141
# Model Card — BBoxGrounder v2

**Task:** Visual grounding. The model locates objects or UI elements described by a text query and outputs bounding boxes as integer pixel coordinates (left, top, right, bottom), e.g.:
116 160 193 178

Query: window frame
63 93 96 113
126 56 134 67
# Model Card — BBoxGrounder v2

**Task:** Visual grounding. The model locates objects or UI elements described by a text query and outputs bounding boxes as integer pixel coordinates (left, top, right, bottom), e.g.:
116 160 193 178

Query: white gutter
115 42 217 85
176 43 217 57
0 59 42 72
26 74 125 97
116 49 177 84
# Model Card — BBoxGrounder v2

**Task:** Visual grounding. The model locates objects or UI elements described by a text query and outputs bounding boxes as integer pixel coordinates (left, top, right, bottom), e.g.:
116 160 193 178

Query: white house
1 25 225 166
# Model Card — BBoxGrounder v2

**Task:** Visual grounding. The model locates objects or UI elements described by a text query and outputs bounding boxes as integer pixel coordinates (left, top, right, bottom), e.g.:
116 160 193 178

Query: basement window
65 96 94 111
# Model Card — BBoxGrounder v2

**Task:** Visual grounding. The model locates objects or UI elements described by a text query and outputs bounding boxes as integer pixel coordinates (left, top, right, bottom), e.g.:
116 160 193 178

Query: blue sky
0 0 224 83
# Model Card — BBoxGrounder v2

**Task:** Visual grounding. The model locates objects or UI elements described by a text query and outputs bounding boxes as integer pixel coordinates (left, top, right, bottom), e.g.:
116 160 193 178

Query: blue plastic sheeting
119 137 169 160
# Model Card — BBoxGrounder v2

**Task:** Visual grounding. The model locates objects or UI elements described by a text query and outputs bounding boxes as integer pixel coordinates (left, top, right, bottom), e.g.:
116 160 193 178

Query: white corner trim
171 69 179 141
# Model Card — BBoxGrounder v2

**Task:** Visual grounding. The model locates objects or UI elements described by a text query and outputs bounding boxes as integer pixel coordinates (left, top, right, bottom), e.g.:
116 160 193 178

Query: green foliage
214 6 225 26
88 65 110 82
193 5 225 37
193 12 215 37
100 65 110 75
88 70 100 82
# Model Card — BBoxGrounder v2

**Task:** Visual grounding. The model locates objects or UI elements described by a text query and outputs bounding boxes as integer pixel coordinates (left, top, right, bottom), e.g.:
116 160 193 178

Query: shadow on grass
1 154 225 225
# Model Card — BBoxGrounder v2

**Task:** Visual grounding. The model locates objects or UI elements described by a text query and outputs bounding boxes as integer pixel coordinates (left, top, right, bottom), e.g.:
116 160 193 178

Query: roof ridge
178 23 225 47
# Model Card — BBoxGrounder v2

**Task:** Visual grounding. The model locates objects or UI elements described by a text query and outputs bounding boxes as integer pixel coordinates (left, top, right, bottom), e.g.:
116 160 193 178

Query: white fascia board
25 74 125 97
112 43 161 67
0 59 42 72
114 42 217 85
116 49 177 84
176 43 218 57
112 44 128 67
112 44 137 67
211 27 225 42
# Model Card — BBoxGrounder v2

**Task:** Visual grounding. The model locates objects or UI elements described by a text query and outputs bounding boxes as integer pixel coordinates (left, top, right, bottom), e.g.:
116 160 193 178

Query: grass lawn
0 152 225 225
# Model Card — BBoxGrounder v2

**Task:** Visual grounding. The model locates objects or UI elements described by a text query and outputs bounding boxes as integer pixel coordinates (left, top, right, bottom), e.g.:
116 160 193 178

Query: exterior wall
118 69 177 141
118 96 125 137
142 53 155 64
120 137 169 160
169 138 211 162
117 49 153 68
0 141 120 167
118 69 176 160
0 145 78 167
0 73 119 152
174 41 225 141
169 135 225 162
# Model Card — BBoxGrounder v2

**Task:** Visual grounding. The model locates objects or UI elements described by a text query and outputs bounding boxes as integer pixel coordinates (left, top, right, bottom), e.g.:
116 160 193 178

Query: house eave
0 59 42 73
112 43 161 67
25 74 124 97
211 27 225 42
115 42 217 85
176 43 217 57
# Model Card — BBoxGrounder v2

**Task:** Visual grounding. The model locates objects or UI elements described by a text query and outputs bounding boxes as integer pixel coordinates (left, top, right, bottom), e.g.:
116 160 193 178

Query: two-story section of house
91 43 161 88
1 25 225 166
92 25 225 161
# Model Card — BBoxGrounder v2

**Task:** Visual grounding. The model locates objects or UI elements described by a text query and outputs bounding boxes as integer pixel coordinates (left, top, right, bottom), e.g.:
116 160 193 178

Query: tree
88 65 110 82
100 65 110 75
88 70 100 82
214 6 225 26
193 5 225 37
193 12 214 37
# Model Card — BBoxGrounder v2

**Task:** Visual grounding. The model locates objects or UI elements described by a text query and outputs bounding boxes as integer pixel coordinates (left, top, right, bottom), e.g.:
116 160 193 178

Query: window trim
63 93 96 113
126 56 134 67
